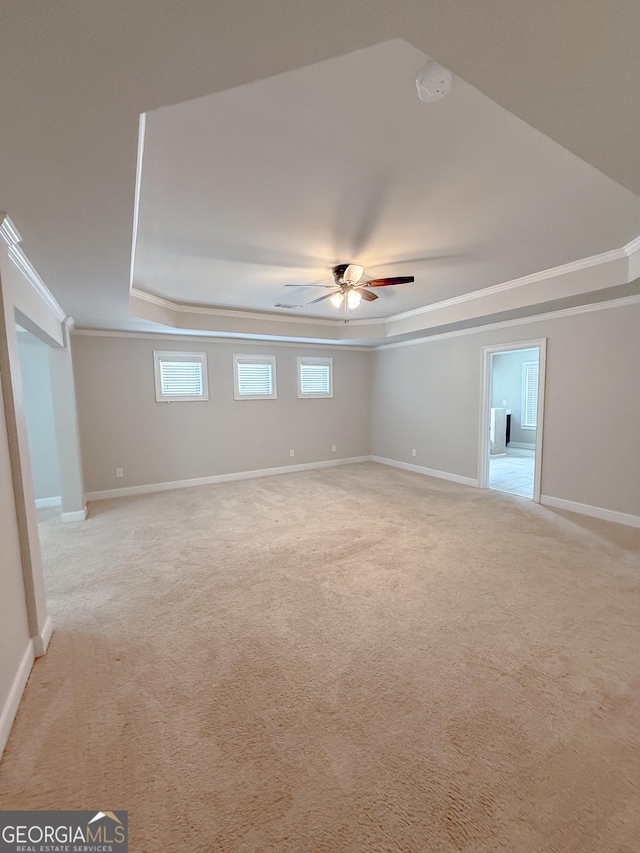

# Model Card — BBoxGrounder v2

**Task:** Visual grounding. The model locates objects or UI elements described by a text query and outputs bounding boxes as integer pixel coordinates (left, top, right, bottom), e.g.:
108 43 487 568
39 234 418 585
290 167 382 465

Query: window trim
233 354 277 400
153 351 209 402
297 356 333 399
521 360 538 429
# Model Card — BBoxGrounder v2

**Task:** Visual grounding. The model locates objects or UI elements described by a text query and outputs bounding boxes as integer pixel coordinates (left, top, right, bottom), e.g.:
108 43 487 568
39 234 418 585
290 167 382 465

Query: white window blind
234 355 277 399
160 361 203 397
237 362 272 395
154 351 208 402
298 357 333 398
522 361 539 427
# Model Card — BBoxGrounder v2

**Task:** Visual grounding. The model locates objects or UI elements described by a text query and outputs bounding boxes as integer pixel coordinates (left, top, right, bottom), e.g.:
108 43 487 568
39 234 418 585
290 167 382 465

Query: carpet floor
1 463 639 852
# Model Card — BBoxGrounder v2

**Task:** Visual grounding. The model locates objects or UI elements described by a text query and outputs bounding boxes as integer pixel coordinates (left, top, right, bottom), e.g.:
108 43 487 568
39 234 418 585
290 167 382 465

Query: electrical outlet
411 449 417 457
116 468 124 478
503 399 507 406
332 445 337 452
289 449 295 457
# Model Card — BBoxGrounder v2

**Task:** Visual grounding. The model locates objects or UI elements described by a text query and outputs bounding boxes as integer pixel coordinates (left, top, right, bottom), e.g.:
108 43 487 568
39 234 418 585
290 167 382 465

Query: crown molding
0 214 21 248
623 235 640 257
374 293 640 351
130 287 342 327
131 234 640 334
0 213 67 323
71 326 374 351
385 237 639 324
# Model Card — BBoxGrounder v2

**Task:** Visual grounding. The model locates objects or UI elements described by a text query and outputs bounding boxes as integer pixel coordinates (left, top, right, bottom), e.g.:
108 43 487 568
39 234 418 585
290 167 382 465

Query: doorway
15 325 62 529
479 340 546 501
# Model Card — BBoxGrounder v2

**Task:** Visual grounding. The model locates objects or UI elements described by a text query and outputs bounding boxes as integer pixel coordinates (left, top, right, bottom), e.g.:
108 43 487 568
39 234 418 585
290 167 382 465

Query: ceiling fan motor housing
333 263 364 285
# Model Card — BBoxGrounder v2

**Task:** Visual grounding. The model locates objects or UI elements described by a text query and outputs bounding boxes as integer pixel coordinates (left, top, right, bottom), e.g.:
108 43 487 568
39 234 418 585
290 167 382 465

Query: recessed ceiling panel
133 39 640 321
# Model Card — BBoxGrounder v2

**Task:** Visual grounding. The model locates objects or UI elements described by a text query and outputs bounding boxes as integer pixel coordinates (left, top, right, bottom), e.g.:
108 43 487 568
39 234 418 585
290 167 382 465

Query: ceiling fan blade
308 290 342 305
363 276 415 287
284 283 335 288
354 288 378 301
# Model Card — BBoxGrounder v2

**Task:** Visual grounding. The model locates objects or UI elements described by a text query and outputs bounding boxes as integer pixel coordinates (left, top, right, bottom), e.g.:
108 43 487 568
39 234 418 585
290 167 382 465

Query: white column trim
0 642 35 758
0 214 67 323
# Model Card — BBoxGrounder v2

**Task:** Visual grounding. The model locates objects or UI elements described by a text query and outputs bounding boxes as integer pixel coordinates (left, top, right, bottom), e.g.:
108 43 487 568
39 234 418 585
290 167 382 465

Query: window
233 354 277 400
521 361 539 428
153 351 208 402
298 356 333 398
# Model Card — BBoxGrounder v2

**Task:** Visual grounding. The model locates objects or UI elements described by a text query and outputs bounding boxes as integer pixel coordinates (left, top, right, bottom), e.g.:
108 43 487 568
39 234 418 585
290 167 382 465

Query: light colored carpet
2 462 639 852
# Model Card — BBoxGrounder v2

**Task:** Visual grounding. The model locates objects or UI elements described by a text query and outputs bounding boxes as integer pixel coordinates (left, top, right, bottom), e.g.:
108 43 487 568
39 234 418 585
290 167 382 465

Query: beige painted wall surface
0 365 31 726
372 302 640 517
73 335 371 493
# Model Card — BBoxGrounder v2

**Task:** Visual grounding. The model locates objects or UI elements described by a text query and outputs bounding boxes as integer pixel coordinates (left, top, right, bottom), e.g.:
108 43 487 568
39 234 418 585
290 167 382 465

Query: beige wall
73 335 371 493
372 301 640 517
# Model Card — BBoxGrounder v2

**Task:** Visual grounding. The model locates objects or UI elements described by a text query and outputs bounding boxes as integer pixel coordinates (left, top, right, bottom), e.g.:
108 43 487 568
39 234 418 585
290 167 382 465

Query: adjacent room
488 346 540 499
1 4 639 852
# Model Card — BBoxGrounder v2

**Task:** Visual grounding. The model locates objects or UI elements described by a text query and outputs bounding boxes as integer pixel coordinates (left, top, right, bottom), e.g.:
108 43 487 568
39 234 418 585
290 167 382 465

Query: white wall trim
130 287 341 327
32 614 53 657
71 328 373 352
0 215 22 247
540 495 640 529
34 496 61 509
86 457 372 501
509 441 536 449
0 214 67 323
375 293 640 351
623 235 640 257
61 506 88 523
61 314 76 345
130 234 640 330
371 456 478 488
0 641 35 759
129 113 146 293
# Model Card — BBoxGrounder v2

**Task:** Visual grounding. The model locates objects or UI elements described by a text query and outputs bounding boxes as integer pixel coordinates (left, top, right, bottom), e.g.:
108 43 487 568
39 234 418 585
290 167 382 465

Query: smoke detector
416 62 452 102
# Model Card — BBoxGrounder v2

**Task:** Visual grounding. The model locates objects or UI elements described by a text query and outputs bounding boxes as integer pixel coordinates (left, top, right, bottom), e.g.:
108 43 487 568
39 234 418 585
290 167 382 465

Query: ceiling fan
285 263 414 316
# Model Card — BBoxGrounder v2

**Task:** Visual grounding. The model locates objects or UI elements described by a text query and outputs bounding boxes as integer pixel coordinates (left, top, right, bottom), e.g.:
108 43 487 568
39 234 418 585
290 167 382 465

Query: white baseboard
541 495 640 528
372 456 479 488
34 496 61 509
508 442 536 450
0 641 35 760
32 615 53 657
61 505 87 523
86 457 372 501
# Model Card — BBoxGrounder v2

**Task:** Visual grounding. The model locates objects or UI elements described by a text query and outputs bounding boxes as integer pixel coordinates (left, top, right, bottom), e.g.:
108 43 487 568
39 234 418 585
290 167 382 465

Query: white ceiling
134 39 640 322
0 2 639 342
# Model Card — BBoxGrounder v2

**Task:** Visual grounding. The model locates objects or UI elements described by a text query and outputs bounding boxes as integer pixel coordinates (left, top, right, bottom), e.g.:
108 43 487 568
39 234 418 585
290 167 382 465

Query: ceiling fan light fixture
347 290 362 310
329 292 344 308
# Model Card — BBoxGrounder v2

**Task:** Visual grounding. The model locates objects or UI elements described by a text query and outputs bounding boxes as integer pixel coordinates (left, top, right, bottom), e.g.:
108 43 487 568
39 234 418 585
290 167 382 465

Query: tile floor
489 446 535 498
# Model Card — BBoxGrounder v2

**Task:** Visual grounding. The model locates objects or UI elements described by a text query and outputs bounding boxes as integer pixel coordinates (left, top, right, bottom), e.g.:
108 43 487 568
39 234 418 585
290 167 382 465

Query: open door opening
16 325 62 524
479 340 546 502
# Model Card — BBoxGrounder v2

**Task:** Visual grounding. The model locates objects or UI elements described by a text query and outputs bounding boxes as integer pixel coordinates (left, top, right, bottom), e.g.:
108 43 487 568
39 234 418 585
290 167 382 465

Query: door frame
478 338 547 502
